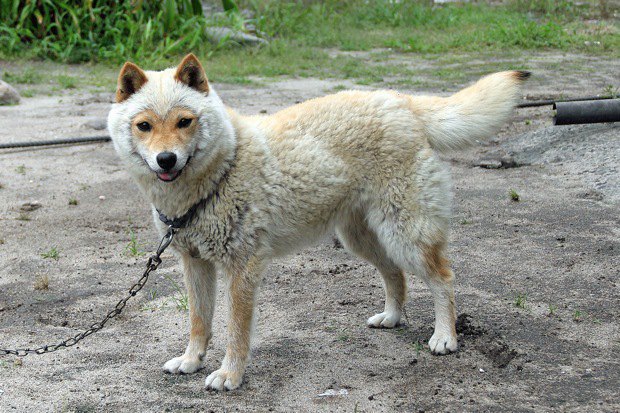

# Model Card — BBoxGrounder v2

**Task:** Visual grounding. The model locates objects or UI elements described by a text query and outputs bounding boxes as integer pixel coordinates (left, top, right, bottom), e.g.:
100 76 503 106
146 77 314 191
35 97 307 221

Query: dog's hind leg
419 242 458 355
163 254 217 374
336 211 406 329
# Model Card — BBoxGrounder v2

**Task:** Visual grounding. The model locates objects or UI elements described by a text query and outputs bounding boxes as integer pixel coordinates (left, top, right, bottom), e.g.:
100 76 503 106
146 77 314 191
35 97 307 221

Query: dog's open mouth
157 169 181 182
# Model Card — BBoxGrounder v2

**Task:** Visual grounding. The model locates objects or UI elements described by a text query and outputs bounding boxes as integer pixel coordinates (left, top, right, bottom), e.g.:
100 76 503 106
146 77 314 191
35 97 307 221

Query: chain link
0 227 176 357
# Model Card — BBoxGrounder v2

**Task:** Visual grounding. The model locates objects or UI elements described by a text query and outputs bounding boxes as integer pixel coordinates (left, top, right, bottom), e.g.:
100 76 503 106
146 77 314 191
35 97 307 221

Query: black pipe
553 99 620 125
0 136 110 150
517 95 619 108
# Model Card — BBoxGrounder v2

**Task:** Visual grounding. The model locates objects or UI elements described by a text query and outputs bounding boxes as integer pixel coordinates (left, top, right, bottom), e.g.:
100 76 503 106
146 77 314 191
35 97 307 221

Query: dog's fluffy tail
411 71 530 152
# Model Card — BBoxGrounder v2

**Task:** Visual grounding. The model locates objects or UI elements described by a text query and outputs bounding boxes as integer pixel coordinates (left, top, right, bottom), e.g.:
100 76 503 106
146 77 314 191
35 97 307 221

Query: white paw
367 311 401 328
163 355 203 374
205 368 243 391
429 332 458 355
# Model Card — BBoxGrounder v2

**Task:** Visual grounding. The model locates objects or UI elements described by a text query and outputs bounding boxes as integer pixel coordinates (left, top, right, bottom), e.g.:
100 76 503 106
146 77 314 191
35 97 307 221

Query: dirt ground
0 53 618 412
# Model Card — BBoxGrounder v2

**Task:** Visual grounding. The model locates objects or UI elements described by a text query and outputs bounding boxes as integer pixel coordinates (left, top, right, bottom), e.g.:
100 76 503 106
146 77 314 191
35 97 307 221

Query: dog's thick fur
108 54 529 390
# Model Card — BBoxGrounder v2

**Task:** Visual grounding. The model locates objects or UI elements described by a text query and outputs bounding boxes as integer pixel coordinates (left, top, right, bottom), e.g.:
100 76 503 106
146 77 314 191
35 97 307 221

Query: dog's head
107 54 234 183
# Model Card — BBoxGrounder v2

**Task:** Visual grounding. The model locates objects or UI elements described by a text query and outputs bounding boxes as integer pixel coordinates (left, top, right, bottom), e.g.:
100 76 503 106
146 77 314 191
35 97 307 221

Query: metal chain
0 226 176 357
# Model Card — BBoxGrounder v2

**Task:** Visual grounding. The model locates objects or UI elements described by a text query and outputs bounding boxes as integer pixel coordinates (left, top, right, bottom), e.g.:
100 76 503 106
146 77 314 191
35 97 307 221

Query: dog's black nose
156 152 177 170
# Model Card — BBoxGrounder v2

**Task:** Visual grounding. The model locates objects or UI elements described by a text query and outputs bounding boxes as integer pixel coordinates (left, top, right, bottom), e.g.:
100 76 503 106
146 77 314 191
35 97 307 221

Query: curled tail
411 71 530 152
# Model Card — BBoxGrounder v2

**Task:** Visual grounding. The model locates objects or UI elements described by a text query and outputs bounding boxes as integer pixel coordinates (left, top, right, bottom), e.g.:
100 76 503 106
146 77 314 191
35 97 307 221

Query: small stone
14 358 23 366
0 80 20 105
99 195 106 201
83 118 108 131
476 159 502 169
259 109 267 114
20 201 42 212
205 27 267 46
500 155 517 168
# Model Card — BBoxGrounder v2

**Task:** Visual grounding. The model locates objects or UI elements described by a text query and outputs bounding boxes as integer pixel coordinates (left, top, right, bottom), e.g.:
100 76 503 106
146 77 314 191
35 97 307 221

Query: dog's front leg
163 253 216 374
205 256 264 391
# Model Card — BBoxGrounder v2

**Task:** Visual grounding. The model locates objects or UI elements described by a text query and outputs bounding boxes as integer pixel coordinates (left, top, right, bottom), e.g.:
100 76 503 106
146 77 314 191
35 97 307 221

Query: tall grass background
0 1 617 66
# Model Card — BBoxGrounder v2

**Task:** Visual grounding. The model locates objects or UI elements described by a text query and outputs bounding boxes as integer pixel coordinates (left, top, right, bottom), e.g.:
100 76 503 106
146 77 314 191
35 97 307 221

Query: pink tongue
159 172 172 181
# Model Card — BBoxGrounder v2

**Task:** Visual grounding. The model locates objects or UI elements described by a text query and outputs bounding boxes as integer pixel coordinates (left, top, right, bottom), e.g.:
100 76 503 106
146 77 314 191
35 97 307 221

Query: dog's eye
177 118 192 128
136 122 152 132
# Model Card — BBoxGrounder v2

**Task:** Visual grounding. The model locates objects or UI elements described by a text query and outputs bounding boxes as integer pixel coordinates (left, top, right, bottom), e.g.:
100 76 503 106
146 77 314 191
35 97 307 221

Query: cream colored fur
107 54 528 391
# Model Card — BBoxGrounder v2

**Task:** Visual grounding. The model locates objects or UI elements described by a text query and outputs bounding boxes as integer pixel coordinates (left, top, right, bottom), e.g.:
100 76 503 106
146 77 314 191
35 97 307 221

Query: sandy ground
0 53 618 412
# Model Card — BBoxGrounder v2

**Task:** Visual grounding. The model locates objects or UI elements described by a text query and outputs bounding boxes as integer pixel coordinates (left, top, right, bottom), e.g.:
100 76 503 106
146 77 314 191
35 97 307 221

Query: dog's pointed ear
116 62 148 103
175 53 209 94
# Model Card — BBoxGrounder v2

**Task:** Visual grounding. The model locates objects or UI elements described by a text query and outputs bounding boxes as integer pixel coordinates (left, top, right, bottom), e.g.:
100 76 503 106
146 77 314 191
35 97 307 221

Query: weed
331 84 347 92
515 293 527 309
164 274 189 311
601 84 619 98
34 274 49 290
68 198 78 206
2 68 43 84
20 89 35 97
510 189 520 202
16 213 30 221
548 303 558 316
525 119 532 125
125 230 145 257
460 218 472 225
412 341 425 356
337 330 350 342
57 75 77 89
41 247 59 260
15 165 26 174
79 184 90 191
573 310 583 322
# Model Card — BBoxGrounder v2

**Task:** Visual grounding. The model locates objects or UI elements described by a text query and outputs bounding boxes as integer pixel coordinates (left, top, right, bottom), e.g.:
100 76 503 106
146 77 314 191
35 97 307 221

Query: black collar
157 197 210 229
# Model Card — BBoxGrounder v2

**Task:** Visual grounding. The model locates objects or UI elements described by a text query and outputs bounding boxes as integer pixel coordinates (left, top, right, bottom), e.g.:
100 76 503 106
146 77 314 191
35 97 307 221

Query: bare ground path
0 53 618 412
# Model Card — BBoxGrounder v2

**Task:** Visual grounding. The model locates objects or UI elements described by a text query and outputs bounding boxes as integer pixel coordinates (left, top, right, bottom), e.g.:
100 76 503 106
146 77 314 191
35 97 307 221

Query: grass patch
164 274 189 311
125 229 145 257
510 189 521 202
515 293 527 309
2 68 44 84
68 198 78 206
57 75 78 89
41 247 59 260
15 165 26 174
412 341 425 356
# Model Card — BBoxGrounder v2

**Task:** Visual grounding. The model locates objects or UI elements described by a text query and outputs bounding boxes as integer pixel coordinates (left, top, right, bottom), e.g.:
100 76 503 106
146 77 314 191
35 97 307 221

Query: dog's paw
163 355 203 374
367 311 401 328
429 332 458 355
205 368 243 391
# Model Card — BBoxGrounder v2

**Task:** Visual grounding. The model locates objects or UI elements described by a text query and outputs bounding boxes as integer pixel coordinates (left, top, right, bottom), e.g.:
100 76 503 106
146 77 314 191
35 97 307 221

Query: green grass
510 189 521 202
0 1 617 88
68 198 78 206
125 230 145 257
515 293 527 309
2 68 44 84
41 247 59 260
164 274 189 311
57 75 78 89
